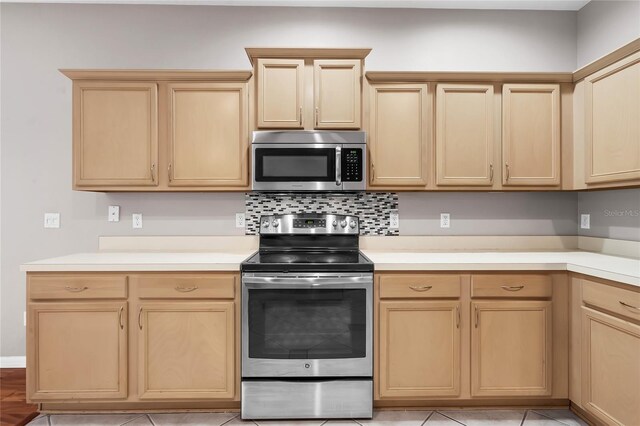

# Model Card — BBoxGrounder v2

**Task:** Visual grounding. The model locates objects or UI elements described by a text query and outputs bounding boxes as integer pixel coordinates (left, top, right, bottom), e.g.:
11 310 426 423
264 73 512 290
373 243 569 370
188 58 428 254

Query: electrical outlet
44 213 60 228
581 214 591 229
236 213 246 228
440 213 451 228
132 213 143 229
389 212 399 229
108 205 120 222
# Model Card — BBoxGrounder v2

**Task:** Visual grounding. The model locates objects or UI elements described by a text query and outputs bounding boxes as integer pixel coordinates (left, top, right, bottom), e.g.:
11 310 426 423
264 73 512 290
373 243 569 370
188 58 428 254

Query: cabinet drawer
471 274 552 298
379 274 461 299
582 279 640 320
29 275 127 300
137 274 236 299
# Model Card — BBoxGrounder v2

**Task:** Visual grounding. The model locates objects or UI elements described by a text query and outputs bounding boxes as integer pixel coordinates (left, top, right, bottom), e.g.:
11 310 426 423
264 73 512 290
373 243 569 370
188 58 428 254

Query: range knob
272 220 279 228
262 221 270 228
349 220 357 228
332 220 337 227
340 220 347 228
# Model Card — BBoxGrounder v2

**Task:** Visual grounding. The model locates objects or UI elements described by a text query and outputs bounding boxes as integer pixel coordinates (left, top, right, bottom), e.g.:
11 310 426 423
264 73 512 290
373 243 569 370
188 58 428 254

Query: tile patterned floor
27 409 589 426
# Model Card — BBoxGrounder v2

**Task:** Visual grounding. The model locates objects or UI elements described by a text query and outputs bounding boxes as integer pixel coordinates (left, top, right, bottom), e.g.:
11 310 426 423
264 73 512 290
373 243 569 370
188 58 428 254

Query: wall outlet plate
389 212 399 229
132 213 143 229
580 214 591 229
44 213 60 228
236 213 246 228
440 213 451 228
108 205 120 222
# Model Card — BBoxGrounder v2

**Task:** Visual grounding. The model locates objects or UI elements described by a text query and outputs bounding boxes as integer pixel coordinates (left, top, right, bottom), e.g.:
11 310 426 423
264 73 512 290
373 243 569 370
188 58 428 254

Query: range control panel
260 214 359 234
342 148 363 182
293 218 327 228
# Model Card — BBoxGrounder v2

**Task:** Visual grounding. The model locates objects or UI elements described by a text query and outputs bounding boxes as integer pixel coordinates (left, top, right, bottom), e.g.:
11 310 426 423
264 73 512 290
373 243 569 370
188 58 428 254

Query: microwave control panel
342 148 363 182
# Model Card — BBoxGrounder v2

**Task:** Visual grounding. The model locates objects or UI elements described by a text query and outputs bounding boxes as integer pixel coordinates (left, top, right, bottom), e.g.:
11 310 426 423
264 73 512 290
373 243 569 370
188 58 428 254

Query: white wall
577 0 640 67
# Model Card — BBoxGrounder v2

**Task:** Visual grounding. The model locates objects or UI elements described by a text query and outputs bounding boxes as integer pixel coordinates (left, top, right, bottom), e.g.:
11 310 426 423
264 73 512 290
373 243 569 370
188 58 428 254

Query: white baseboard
0 356 26 368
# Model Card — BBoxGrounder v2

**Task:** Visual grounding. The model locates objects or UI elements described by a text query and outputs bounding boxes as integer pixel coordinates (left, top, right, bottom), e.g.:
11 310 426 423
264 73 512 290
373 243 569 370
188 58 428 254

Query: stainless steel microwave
251 131 366 192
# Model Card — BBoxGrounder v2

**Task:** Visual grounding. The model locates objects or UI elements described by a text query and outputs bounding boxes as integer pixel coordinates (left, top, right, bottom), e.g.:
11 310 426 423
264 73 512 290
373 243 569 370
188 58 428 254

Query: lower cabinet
137 302 235 399
471 301 553 397
379 300 461 397
581 306 640 425
27 302 128 401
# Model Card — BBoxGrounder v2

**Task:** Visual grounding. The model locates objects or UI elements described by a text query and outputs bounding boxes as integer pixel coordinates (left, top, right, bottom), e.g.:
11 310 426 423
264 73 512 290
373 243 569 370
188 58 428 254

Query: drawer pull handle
619 301 640 312
409 285 432 292
501 285 525 291
118 306 124 330
65 286 88 293
175 285 198 293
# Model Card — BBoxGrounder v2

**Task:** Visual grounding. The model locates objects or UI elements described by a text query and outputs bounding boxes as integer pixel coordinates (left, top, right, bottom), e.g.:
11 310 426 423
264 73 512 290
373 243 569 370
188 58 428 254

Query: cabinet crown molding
366 71 573 83
245 47 371 64
59 69 253 81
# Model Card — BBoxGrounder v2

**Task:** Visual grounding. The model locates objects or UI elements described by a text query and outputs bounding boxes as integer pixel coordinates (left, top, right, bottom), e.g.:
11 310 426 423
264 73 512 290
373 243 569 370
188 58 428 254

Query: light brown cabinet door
73 82 158 187
581 307 640 426
313 59 361 129
436 84 495 186
471 301 552 397
27 302 128 401
138 302 235 400
257 58 304 128
585 53 640 184
167 82 248 187
379 300 461 398
502 84 560 186
368 84 429 187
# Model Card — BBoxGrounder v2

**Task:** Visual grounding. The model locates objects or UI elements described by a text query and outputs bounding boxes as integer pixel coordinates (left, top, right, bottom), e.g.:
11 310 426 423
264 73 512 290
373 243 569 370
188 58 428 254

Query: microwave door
252 144 342 192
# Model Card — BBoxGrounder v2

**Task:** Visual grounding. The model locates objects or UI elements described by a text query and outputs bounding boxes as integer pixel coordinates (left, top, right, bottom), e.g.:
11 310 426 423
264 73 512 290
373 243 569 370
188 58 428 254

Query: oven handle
335 146 342 187
243 275 372 288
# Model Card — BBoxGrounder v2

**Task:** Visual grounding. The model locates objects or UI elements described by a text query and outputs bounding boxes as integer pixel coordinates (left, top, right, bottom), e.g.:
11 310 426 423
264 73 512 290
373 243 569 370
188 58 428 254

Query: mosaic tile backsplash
245 193 399 235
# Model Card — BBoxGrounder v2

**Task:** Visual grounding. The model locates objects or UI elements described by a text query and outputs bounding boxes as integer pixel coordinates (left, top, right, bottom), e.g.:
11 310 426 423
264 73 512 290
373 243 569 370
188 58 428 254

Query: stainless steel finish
242 272 373 378
241 380 372 420
252 130 366 145
501 285 525 291
64 286 89 292
409 285 432 292
335 146 342 186
620 301 640 311
259 213 359 235
349 220 356 228
175 285 198 293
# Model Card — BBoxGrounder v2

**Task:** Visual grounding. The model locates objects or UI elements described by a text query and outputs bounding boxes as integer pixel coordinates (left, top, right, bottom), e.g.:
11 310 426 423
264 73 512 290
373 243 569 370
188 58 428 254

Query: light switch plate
108 205 120 222
236 213 246 228
580 214 590 229
440 213 451 228
389 212 399 229
132 213 143 229
44 213 60 228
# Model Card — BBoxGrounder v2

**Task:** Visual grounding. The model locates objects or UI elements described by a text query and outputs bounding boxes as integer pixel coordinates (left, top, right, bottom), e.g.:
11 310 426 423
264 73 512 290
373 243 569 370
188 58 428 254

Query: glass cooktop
241 250 373 272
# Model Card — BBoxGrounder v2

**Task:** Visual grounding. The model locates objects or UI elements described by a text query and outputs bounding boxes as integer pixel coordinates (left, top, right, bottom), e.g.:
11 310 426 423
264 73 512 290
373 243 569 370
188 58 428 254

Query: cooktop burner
242 250 373 272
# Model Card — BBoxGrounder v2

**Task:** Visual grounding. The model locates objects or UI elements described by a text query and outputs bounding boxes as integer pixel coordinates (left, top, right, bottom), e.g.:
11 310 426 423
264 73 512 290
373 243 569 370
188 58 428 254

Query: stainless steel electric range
241 213 373 420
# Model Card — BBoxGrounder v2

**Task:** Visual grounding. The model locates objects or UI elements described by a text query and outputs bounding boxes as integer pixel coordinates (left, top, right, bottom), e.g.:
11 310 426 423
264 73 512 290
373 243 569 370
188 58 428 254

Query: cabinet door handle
409 285 432 292
474 306 479 328
620 301 640 312
505 163 510 180
501 285 525 291
489 163 494 182
118 306 124 330
138 307 143 330
371 162 375 180
456 306 460 329
299 106 303 126
64 286 88 293
175 285 198 293
315 107 319 127
168 164 172 182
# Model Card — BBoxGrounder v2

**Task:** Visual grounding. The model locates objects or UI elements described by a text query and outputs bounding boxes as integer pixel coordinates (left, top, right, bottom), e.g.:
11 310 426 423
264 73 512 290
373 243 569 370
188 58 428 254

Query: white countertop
21 250 640 287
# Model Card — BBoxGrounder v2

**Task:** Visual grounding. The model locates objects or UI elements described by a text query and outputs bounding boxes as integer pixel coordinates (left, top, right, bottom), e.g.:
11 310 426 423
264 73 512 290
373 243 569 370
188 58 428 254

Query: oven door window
247 289 366 359
254 148 335 182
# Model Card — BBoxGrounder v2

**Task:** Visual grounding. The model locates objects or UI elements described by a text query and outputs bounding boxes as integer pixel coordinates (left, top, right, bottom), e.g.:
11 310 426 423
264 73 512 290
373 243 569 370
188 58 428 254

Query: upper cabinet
248 48 370 130
167 82 248 187
256 59 305 128
368 84 430 187
73 81 158 188
62 70 252 192
436 84 495 187
502 84 561 186
584 52 640 184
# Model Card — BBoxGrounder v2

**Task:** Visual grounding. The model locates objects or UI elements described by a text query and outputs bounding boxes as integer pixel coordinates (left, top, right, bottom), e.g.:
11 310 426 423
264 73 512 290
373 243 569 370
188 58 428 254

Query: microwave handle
335 146 342 186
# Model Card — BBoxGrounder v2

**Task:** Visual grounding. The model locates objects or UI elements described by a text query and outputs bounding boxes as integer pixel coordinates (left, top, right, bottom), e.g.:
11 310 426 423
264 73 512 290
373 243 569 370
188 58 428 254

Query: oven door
242 273 373 378
252 143 342 192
